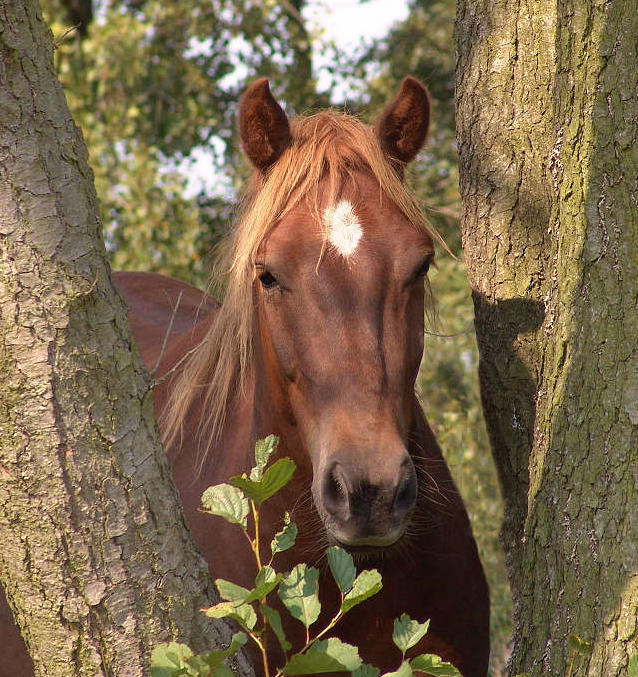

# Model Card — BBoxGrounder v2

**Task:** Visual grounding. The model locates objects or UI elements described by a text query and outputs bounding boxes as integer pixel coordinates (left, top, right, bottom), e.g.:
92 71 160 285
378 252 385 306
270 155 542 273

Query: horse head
238 79 435 551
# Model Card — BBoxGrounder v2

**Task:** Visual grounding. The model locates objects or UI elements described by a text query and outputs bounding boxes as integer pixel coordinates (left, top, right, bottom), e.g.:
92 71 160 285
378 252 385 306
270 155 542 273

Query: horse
0 77 489 676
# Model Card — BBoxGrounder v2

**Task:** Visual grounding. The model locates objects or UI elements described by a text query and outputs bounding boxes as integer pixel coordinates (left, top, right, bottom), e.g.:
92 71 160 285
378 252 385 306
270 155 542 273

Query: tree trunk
0 2 252 675
455 1 637 675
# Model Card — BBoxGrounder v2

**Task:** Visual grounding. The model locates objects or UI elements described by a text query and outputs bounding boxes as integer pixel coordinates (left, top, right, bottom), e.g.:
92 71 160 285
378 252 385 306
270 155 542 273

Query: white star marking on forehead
323 200 362 258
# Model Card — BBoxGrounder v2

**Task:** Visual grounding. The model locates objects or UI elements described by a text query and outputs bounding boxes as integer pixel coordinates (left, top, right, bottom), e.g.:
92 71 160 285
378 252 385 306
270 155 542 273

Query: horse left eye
259 270 279 289
414 257 432 279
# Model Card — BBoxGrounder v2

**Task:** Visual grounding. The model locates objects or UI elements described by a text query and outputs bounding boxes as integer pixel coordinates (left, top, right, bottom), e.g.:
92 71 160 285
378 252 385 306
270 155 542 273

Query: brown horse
0 78 489 676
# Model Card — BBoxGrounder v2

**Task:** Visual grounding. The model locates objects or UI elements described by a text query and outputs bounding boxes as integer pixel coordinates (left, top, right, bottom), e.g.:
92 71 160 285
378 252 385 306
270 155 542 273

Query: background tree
0 2 251 674
456 0 637 675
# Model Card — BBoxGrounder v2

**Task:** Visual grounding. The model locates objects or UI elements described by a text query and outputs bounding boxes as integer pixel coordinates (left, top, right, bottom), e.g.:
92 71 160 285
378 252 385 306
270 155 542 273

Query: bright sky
307 0 409 96
182 0 409 197
305 0 409 48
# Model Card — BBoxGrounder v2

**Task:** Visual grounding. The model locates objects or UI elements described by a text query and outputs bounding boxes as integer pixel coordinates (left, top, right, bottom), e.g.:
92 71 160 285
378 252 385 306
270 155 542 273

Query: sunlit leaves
215 578 251 603
353 665 381 677
326 546 356 594
341 569 382 614
202 600 257 631
201 484 249 528
380 660 413 677
151 642 194 677
392 614 430 654
283 638 362 674
251 434 279 480
271 513 298 556
409 654 462 676
247 566 282 602
154 436 451 677
230 457 296 505
151 633 247 677
278 563 321 629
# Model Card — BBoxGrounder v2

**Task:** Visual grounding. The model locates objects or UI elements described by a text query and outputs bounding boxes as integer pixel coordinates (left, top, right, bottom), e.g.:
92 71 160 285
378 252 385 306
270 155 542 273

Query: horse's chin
327 529 406 561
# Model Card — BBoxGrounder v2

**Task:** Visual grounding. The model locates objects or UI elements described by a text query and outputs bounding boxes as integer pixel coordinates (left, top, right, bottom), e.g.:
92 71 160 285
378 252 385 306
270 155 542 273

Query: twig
150 290 183 376
280 0 306 30
150 341 201 389
423 325 474 339
53 24 80 48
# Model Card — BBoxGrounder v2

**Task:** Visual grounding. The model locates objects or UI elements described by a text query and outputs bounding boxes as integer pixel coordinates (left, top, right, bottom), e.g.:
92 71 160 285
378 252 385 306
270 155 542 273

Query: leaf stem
251 500 263 570
565 650 578 677
246 629 270 677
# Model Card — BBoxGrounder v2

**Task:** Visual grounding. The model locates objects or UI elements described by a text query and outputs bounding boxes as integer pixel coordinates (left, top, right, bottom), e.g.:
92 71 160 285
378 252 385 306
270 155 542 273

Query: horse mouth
329 527 405 554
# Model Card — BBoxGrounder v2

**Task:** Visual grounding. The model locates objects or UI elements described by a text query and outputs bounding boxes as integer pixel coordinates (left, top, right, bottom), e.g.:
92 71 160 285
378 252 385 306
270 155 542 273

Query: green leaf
194 632 248 670
628 653 638 677
262 604 292 652
326 546 356 594
410 654 462 676
568 633 592 655
208 667 234 677
380 660 413 677
215 578 251 603
201 484 249 528
245 565 282 602
278 563 321 628
271 514 298 556
202 600 257 631
353 665 381 677
251 435 280 481
150 642 192 677
341 569 382 614
231 458 296 504
392 614 430 654
283 638 362 674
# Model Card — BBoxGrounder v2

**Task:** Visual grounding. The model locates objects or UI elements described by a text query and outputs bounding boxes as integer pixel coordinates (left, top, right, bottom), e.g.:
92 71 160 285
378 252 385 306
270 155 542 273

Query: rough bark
455 1 637 675
0 2 252 675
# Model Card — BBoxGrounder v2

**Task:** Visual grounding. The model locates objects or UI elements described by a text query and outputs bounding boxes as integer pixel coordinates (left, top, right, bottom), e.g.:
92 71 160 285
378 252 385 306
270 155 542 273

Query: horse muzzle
315 453 417 549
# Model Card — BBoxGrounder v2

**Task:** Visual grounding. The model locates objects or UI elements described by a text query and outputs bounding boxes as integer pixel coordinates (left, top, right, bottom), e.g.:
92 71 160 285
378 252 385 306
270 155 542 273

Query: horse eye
258 270 279 289
415 257 432 279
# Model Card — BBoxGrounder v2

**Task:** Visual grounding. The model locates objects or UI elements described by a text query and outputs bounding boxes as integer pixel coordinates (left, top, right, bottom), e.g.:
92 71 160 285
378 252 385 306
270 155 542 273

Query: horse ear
375 77 430 166
239 79 292 171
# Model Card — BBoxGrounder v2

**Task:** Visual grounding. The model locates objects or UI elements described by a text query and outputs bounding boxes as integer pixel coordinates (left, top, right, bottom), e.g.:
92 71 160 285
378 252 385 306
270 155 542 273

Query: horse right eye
259 271 279 289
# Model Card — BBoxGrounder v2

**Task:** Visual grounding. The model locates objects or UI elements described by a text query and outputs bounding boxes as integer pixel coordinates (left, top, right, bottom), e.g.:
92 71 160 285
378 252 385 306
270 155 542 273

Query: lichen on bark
0 2 251 675
455 0 637 675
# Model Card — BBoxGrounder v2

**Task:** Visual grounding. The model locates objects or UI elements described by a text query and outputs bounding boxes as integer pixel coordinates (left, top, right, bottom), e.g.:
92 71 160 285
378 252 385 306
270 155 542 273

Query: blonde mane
162 111 440 461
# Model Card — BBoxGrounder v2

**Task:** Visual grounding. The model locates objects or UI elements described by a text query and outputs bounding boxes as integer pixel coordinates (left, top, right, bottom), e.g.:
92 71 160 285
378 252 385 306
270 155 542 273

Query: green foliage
201 484 249 529
278 564 321 629
392 615 430 656
271 514 298 556
409 654 462 676
283 638 362 674
326 546 356 593
151 633 247 677
231 458 297 505
340 570 383 615
151 436 464 677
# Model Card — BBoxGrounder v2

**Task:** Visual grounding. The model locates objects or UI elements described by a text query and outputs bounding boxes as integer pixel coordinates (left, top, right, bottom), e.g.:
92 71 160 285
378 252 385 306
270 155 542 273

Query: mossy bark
455 0 637 675
0 2 252 675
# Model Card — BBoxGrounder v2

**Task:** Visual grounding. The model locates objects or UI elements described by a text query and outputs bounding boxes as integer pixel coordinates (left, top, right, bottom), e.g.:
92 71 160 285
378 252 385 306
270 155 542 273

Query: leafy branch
151 436 463 677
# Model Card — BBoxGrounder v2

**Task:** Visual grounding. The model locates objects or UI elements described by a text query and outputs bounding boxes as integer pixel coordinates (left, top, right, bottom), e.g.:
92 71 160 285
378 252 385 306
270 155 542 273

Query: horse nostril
322 463 349 518
393 469 417 519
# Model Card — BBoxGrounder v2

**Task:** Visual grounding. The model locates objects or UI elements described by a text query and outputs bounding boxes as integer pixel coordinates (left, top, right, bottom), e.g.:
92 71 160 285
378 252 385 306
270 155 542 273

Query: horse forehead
269 195 425 261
